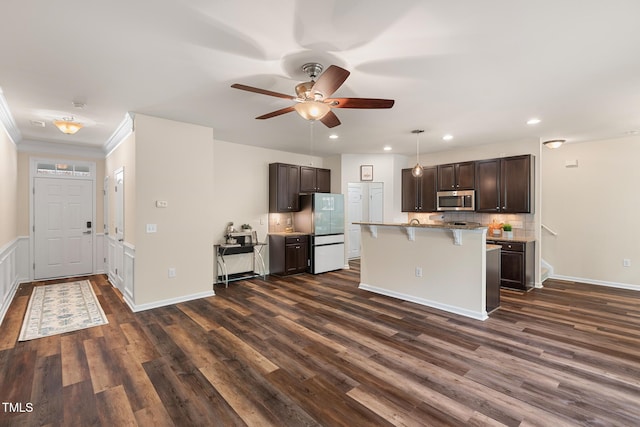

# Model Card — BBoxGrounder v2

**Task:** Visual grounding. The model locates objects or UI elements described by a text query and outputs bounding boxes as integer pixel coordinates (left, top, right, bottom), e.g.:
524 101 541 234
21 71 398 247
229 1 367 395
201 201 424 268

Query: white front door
34 178 93 279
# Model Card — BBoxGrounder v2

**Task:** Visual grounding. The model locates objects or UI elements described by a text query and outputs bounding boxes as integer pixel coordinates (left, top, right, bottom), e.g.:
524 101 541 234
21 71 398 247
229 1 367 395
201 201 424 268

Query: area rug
18 280 109 341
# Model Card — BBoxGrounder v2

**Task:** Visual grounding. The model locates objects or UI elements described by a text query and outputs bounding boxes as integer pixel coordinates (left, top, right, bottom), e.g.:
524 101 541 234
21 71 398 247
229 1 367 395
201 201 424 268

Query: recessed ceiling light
527 118 541 125
30 120 46 127
383 146 392 151
329 134 339 139
442 134 453 141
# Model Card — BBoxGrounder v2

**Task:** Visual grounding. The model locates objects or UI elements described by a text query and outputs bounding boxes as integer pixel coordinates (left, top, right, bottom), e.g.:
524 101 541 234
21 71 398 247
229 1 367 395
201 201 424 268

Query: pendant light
411 129 425 177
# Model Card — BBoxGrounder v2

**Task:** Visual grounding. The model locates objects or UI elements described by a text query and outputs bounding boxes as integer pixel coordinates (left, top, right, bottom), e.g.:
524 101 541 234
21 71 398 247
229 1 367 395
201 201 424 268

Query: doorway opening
347 182 383 259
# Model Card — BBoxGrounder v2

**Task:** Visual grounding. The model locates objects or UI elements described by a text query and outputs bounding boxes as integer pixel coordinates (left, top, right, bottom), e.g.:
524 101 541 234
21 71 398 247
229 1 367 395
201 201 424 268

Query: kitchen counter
268 231 309 236
487 234 536 243
356 223 490 320
354 221 485 230
486 244 501 251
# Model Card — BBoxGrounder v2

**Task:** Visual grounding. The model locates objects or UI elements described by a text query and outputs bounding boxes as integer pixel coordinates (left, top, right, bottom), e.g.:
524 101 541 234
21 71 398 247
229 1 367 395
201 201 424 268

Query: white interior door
369 183 384 223
348 184 363 259
34 178 93 279
113 168 125 291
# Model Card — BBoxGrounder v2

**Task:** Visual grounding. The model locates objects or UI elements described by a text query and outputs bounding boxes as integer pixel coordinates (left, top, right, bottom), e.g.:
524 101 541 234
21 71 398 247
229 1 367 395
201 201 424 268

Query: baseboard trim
550 274 639 291
359 282 488 321
125 290 216 313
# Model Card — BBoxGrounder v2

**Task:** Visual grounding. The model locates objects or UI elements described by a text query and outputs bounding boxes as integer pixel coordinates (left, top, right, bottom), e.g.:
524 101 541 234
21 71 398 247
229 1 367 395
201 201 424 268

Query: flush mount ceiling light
527 118 541 125
411 129 425 177
53 116 83 134
543 139 565 149
442 134 453 141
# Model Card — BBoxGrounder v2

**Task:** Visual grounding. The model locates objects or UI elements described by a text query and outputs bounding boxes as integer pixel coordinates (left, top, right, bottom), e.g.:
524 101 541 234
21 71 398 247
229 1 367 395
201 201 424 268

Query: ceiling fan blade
319 110 341 128
325 98 395 109
231 83 295 100
311 65 350 98
255 106 296 120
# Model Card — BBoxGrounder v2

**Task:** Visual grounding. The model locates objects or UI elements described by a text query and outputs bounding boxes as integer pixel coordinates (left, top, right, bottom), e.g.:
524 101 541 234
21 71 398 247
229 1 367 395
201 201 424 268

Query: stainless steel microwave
437 190 475 211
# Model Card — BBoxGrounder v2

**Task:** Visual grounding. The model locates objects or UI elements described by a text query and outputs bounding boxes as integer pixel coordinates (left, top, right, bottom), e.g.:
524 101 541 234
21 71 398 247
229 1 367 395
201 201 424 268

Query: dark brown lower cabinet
487 240 535 290
269 234 309 275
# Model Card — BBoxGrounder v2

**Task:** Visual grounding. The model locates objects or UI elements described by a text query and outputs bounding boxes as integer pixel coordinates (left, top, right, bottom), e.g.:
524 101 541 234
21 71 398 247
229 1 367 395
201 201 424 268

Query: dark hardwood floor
1 262 640 426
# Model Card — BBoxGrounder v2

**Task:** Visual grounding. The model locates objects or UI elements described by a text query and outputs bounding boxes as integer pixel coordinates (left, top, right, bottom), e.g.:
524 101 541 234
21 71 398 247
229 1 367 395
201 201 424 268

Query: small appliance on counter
294 193 345 274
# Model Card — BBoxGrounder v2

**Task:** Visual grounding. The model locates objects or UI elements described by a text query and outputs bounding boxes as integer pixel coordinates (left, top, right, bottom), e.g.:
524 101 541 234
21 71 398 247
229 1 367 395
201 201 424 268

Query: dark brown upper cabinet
299 166 331 193
437 161 475 191
475 154 533 213
401 166 437 212
269 163 300 212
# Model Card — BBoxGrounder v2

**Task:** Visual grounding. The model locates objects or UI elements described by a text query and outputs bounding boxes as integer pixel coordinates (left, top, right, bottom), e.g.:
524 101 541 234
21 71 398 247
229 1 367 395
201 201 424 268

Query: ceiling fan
231 63 394 128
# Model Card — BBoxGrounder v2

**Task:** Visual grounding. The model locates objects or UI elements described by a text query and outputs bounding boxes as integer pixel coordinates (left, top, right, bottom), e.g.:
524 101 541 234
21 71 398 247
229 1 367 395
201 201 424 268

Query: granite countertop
354 221 486 230
268 231 309 236
486 234 536 243
486 244 502 251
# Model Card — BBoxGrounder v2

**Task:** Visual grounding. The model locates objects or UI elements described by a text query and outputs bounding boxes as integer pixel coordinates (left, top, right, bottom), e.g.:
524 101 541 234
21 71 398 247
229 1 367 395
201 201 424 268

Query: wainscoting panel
95 233 105 274
123 243 135 307
0 237 28 326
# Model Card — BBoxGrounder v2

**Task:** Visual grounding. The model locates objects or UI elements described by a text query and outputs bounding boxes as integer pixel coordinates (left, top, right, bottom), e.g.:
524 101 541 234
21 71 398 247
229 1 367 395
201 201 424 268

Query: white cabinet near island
356 222 492 320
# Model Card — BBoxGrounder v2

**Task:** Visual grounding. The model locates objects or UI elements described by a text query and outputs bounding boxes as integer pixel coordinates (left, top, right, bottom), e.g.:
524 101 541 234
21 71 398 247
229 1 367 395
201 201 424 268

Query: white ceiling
2 0 640 157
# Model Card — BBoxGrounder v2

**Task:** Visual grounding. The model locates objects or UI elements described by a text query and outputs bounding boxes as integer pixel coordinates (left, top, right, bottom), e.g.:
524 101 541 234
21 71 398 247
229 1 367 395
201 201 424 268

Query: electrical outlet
146 224 157 233
415 267 423 277
155 200 168 208
168 267 176 278
623 259 631 267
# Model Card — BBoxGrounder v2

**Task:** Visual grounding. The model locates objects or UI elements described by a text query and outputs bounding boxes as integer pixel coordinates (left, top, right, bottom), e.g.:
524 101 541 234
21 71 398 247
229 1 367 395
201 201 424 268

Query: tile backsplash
408 212 535 234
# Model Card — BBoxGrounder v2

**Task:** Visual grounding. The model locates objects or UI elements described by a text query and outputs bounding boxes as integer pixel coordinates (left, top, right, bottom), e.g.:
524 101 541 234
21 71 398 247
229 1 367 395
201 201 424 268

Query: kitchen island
355 222 490 320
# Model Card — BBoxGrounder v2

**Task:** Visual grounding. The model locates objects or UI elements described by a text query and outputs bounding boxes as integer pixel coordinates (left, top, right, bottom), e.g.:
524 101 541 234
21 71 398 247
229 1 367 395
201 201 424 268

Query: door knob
83 230 92 234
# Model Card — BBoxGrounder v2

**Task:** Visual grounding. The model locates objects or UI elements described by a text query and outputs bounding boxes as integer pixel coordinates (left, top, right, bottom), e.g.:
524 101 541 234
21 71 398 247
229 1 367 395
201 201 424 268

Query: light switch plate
146 224 157 233
156 200 168 208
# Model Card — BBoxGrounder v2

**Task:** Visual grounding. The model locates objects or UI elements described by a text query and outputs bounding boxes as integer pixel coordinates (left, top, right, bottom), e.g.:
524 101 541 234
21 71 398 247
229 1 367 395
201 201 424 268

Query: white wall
0 124 17 247
0 121 20 325
133 114 216 305
339 153 408 223
212 140 324 274
541 136 639 288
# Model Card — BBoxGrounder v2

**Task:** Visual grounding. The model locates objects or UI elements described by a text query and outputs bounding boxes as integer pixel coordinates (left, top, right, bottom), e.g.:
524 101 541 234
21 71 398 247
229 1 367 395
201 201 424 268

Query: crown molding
104 112 135 156
17 139 105 159
0 88 22 144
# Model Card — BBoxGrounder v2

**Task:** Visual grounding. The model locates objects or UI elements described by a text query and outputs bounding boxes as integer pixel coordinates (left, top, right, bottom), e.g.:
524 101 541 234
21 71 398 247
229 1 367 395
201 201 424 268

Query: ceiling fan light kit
53 117 83 134
294 101 331 120
231 62 394 128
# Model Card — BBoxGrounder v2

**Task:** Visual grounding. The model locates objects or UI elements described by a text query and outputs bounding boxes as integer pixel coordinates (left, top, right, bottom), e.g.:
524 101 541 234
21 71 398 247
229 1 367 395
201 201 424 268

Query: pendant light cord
309 121 315 165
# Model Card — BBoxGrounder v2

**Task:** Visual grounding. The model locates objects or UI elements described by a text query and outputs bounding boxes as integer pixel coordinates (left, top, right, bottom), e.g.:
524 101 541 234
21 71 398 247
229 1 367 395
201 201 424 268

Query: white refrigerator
294 193 345 274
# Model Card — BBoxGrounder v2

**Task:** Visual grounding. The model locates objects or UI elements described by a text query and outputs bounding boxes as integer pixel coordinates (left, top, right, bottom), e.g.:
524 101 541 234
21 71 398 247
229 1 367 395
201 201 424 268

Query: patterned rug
19 280 109 341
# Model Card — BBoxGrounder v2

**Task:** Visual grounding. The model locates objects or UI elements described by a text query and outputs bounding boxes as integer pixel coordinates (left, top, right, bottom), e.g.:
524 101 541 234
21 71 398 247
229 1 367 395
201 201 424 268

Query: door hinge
32 225 35 232
104 257 106 263
115 186 118 192
33 262 35 270
32 187 35 194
